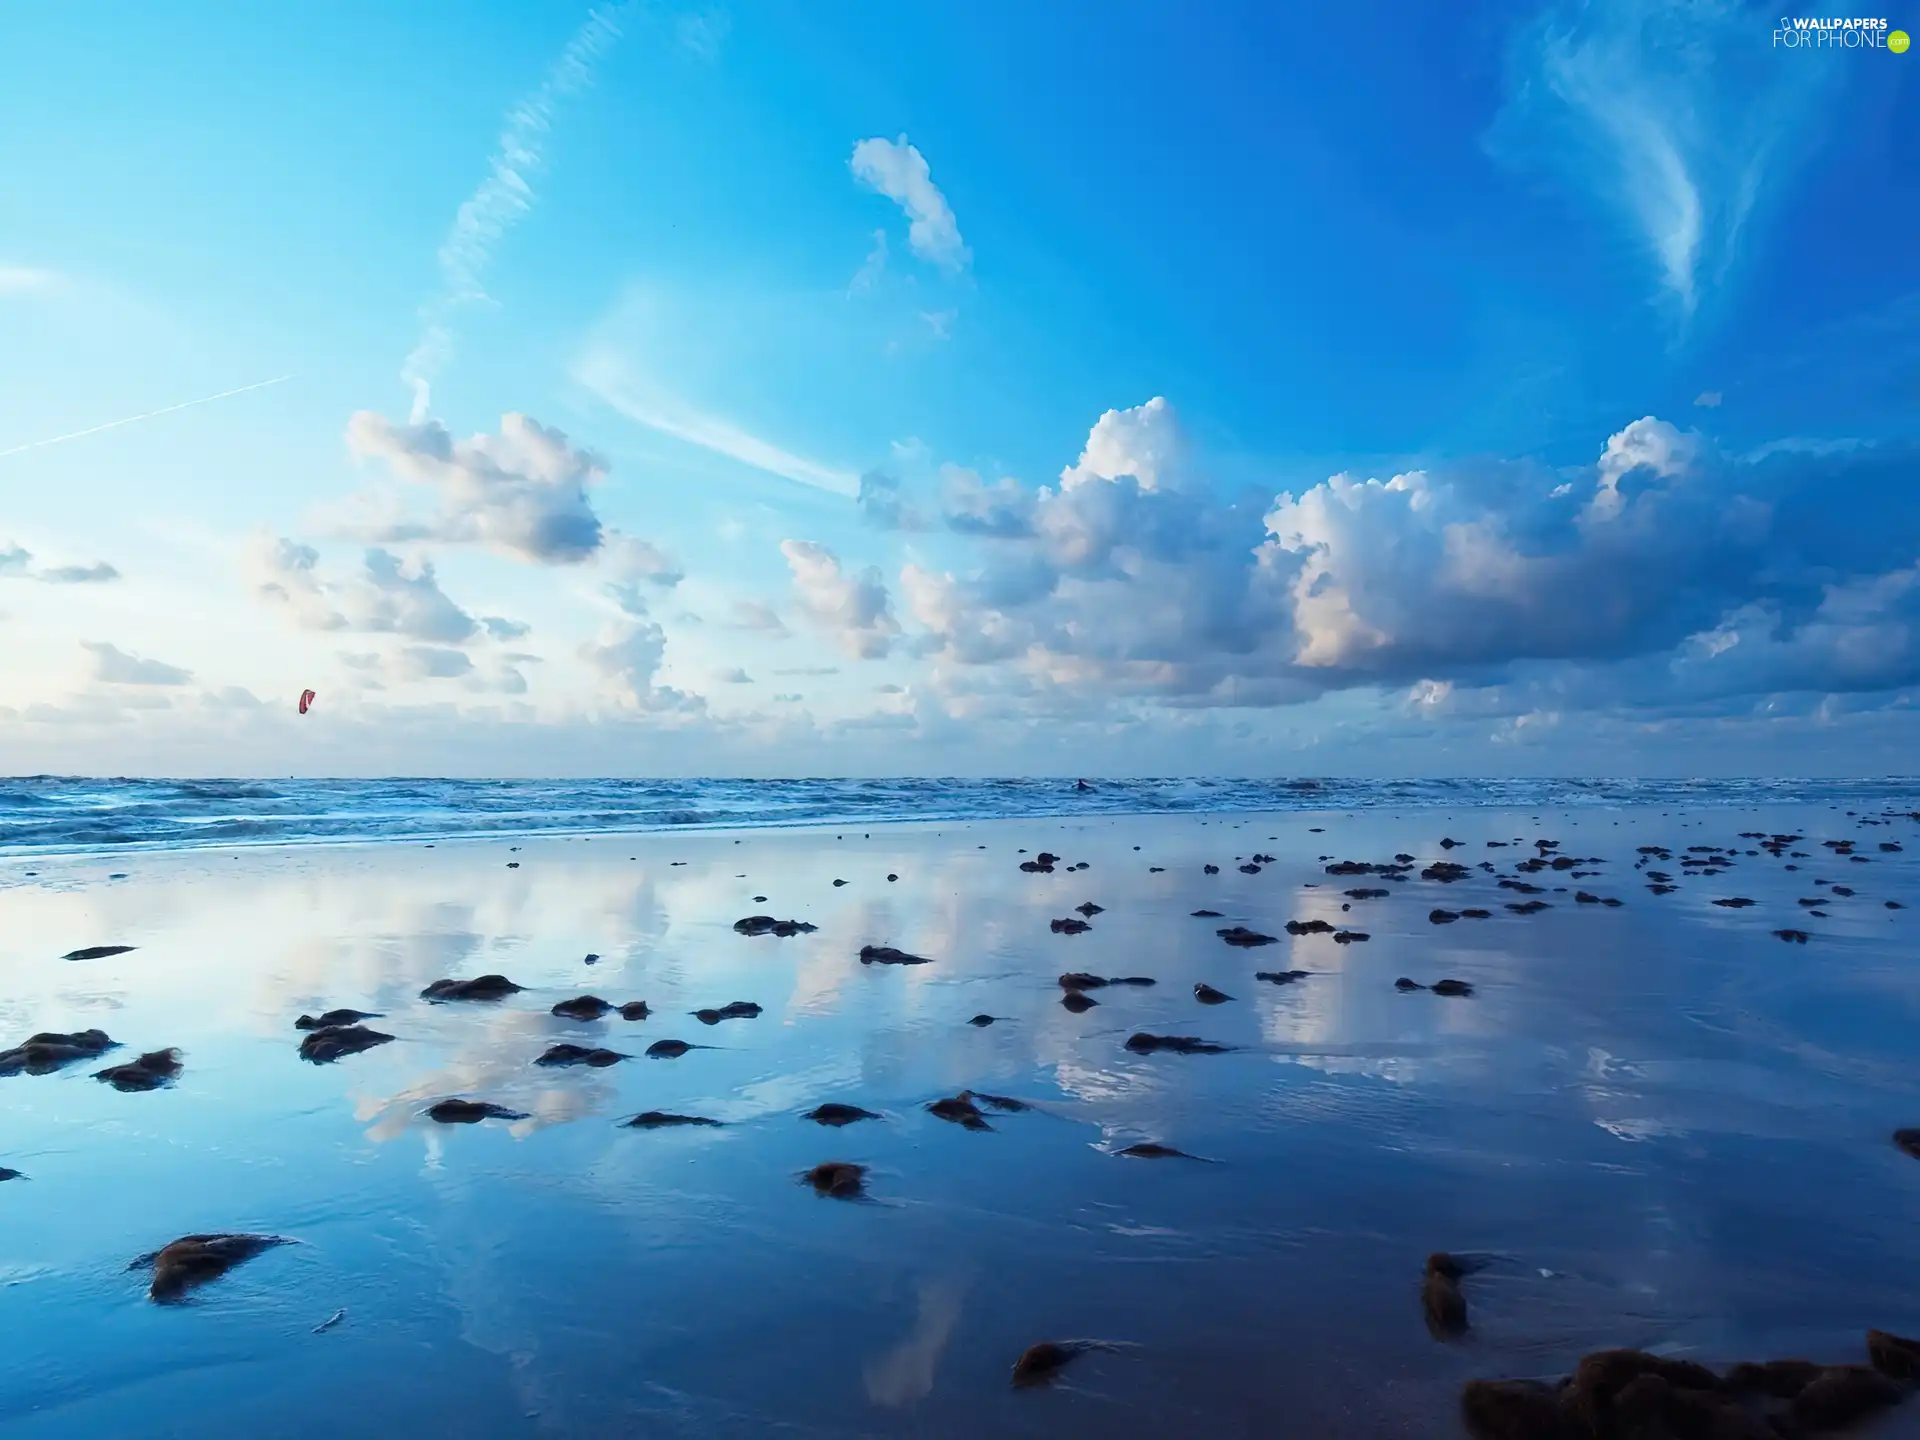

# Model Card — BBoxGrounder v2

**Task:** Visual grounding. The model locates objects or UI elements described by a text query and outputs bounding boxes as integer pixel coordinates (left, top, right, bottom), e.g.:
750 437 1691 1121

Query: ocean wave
0 776 1914 858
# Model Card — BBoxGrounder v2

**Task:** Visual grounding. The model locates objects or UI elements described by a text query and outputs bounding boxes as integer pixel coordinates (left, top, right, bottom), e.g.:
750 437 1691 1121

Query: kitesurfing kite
298 689 316 715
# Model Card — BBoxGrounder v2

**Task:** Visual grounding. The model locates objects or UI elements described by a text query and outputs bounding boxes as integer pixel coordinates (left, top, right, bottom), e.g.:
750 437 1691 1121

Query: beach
5 800 1920 1438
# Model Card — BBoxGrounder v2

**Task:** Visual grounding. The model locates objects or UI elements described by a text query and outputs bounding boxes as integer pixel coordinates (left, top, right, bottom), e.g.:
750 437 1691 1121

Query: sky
1 0 1916 778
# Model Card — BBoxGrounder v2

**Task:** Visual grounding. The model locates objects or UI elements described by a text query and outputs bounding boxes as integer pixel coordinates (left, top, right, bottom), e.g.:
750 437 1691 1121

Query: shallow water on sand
4 804 1920 1437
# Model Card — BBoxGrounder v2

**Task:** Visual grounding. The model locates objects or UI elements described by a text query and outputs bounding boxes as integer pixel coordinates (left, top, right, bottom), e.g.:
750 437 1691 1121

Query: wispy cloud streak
402 3 633 422
0 375 293 460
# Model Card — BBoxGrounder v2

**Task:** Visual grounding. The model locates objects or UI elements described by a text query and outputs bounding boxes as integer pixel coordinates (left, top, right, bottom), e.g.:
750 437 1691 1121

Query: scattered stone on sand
623 1110 721 1128
805 1103 880 1126
1893 1128 1920 1160
298 1025 394 1064
1060 972 1109 990
961 1090 1031 1113
95 1048 182 1091
1712 897 1757 908
1346 887 1390 900
426 1098 527 1124
860 944 933 965
1333 929 1370 943
1422 862 1471 883
1061 991 1099 1012
583 952 601 964
1203 864 1220 875
1011 1340 1121 1388
805 1161 867 1198
1499 879 1546 894
1396 977 1427 992
1191 908 1222 917
1125 1033 1228 1055
506 862 519 869
1050 917 1093 935
1238 863 1262 875
692 1001 762 1024
619 1001 651 1021
62 945 136 962
1193 983 1234 1004
536 1043 627 1067
1774 928 1811 943
968 1014 997 1027
294 1008 381 1031
1506 900 1550 915
1867 1329 1920 1381
646 1039 695 1059
927 1095 992 1130
1256 970 1310 984
832 879 848 887
136 1233 292 1302
1116 1142 1202 1160
552 996 614 1021
1217 926 1278 947
1019 852 1061 874
1076 902 1104 916
421 975 523 1002
1424 1253 1470 1338
1284 919 1337 936
733 915 818 937
0 1166 23 1181
1 1028 118 1076
1889 900 1907 910
1460 909 1491 920
1431 908 1460 924
1433 979 1474 997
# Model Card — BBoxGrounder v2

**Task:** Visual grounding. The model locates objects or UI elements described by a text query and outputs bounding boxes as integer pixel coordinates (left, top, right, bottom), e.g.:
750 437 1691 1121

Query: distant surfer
1075 779 1092 792
298 689 316 715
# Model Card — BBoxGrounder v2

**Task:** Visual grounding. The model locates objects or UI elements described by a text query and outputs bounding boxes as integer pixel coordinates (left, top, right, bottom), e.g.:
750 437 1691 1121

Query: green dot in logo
1892 29 1912 52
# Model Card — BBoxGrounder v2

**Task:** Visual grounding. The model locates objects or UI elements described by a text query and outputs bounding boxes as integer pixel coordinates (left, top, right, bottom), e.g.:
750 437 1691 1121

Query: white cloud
781 539 900 659
247 536 479 643
850 135 969 273
714 666 754 684
402 3 632 421
482 616 531 641
578 620 704 713
1489 0 1832 315
345 411 606 563
725 600 790 637
396 645 475 681
0 543 121 584
83 641 193 686
575 348 862 497
849 229 888 293
898 398 1920 718
1059 397 1182 492
1694 390 1723 408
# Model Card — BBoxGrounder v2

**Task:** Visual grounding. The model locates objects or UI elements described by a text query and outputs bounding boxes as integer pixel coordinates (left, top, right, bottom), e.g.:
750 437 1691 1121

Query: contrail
0 374 295 459
402 2 634 422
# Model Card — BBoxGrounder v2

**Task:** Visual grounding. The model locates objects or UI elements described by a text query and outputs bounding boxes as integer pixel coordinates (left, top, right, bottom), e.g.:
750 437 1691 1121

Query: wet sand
3 803 1920 1438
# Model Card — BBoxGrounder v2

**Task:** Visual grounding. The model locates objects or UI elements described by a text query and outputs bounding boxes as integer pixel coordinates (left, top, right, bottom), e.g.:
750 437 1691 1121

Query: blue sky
1 0 1916 777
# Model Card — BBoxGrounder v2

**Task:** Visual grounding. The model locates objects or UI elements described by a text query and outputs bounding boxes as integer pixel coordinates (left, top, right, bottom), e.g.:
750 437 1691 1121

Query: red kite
298 689 316 715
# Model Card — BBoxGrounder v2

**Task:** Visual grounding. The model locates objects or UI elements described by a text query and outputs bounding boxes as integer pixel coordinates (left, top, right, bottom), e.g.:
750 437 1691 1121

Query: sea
2 775 1917 856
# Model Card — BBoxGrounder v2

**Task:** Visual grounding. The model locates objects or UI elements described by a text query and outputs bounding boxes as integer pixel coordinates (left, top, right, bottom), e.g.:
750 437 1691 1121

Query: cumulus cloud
941 466 1034 538
899 398 1920 720
1060 396 1182 492
714 667 754 684
725 599 789 637
596 530 686 618
850 135 969 273
781 540 900 659
856 468 931 531
1694 390 1723 408
345 411 606 564
247 536 478 643
0 543 121 584
578 620 704 713
395 646 474 681
83 641 192 686
482 616 530 641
